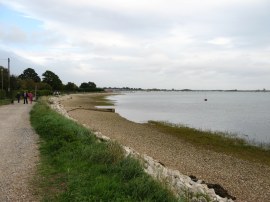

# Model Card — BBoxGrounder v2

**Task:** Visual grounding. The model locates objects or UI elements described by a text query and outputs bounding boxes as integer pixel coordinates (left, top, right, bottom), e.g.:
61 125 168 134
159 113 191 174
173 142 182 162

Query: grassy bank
148 121 270 166
30 101 178 201
92 93 116 106
0 99 11 106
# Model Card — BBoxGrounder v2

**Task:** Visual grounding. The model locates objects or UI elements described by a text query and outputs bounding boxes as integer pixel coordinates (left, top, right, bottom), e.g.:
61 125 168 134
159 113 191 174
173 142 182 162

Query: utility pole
8 58 10 93
1 67 3 91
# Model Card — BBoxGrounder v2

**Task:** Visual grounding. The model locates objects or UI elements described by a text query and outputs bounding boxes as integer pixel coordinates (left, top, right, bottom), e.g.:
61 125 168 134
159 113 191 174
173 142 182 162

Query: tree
79 81 103 92
42 70 63 90
0 66 9 92
64 82 78 92
1 66 19 98
10 75 19 91
17 79 36 90
79 82 96 89
37 82 52 90
19 68 41 82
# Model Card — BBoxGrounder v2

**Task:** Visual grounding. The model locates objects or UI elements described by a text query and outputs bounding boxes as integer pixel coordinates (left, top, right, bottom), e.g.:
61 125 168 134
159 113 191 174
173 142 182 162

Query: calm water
107 91 270 144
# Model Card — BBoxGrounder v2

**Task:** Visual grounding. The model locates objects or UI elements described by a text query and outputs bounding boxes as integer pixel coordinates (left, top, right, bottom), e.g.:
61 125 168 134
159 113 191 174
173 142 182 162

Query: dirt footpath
0 102 39 202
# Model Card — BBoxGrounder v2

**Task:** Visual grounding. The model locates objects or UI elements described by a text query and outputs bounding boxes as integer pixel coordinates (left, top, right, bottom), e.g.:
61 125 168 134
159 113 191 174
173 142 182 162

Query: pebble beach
57 93 270 202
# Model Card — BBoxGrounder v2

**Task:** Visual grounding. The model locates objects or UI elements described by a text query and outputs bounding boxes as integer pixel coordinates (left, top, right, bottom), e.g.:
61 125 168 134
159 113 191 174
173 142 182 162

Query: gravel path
0 102 39 202
62 94 270 202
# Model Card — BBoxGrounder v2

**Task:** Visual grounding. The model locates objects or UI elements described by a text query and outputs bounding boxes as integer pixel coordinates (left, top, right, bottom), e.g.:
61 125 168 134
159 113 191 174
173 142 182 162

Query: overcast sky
0 0 270 90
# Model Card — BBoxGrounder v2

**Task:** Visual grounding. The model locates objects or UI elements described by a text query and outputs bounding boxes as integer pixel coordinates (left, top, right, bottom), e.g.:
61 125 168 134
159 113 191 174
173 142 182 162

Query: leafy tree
0 66 9 92
0 67 6 90
17 79 36 90
80 82 96 89
42 70 63 90
37 82 52 90
1 66 19 98
10 75 19 91
79 81 103 92
19 68 41 82
64 82 78 92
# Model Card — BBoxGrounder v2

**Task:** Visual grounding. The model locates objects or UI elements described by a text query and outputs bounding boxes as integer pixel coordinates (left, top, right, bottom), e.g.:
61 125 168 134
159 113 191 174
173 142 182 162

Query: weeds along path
61 94 270 202
0 102 39 202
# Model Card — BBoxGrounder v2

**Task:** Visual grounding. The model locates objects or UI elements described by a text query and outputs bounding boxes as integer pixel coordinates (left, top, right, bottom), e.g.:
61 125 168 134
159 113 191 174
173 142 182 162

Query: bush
0 89 6 99
78 88 104 92
37 90 53 96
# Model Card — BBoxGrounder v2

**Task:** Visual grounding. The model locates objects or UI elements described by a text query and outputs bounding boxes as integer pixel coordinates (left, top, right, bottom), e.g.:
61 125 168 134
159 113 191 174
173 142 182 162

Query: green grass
148 121 270 167
0 98 11 106
30 101 178 201
91 93 116 106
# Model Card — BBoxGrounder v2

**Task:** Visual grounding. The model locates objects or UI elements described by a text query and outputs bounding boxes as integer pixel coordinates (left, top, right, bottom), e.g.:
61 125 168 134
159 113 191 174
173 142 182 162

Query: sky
0 0 270 90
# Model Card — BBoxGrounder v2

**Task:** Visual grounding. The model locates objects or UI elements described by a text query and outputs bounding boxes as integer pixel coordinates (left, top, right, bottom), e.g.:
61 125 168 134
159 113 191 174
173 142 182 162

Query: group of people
16 91 34 104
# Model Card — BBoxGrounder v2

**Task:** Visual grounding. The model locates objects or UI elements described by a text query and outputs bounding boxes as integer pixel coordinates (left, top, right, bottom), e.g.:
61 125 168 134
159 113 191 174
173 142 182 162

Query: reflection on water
108 91 270 144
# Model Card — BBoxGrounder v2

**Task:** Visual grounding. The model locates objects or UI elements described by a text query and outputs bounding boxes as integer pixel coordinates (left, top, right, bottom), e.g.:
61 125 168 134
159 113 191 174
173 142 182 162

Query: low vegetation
30 101 178 201
92 93 115 106
0 98 11 106
148 121 270 166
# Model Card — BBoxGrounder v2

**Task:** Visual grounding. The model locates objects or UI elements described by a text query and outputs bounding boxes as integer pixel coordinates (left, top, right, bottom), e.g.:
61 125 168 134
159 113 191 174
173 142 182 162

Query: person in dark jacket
16 92 21 103
23 91 28 104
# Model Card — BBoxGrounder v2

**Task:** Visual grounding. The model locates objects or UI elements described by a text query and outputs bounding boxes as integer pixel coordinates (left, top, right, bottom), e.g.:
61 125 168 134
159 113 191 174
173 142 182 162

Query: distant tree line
0 66 103 99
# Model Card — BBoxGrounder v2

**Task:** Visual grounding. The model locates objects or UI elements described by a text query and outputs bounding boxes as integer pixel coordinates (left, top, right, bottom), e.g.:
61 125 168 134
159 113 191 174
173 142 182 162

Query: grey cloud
6 1 172 38
0 49 44 76
0 25 27 44
1 0 270 89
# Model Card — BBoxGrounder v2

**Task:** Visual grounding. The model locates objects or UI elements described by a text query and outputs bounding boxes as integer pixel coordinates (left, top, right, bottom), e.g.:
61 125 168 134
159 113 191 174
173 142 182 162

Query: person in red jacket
28 91 33 104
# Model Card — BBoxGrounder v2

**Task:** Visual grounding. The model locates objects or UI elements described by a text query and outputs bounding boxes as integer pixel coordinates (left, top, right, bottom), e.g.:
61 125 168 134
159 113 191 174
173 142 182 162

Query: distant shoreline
105 88 269 93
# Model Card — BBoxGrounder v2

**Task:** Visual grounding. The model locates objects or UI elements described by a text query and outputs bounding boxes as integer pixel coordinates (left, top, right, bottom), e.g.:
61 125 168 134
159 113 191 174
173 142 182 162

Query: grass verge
92 93 116 106
0 99 11 106
30 101 178 201
148 121 270 167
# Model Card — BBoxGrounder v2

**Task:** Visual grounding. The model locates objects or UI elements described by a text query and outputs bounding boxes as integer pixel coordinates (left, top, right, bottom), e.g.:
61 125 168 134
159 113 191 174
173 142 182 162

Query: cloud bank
0 0 270 89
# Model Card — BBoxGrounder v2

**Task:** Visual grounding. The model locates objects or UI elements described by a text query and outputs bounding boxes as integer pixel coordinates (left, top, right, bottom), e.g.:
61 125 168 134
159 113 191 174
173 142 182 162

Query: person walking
16 92 21 103
23 91 28 104
28 91 33 104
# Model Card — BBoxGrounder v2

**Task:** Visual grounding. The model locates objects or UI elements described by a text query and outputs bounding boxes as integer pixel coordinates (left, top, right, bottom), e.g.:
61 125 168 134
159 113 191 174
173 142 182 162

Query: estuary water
108 91 270 144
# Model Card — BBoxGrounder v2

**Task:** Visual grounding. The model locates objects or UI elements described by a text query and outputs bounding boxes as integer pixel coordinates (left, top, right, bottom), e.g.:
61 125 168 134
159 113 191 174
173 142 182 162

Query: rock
206 183 236 201
190 175 198 182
